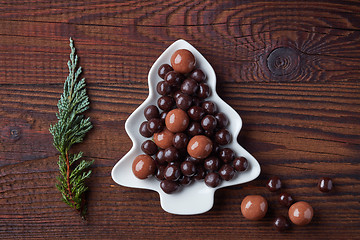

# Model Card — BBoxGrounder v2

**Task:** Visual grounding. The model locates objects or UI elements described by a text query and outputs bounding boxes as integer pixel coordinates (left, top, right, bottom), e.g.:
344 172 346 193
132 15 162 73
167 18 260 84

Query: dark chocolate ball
179 175 193 185
156 165 166 180
190 69 206 82
181 78 198 96
164 164 181 181
194 165 206 180
164 146 180 163
164 71 183 86
180 161 196 177
205 172 221 188
147 118 164 133
160 111 167 124
187 106 205 121
144 105 160 120
172 132 189 149
318 177 333 192
187 122 204 136
160 179 179 194
158 64 173 79
219 148 235 163
233 157 248 171
197 83 210 99
186 155 202 165
215 112 229 128
278 192 294 207
157 81 171 95
141 140 158 155
155 149 167 165
202 101 218 115
204 156 220 172
201 115 217 131
219 164 235 181
267 176 282 192
175 93 192 110
273 215 291 232
215 129 231 145
157 96 174 111
139 121 153 138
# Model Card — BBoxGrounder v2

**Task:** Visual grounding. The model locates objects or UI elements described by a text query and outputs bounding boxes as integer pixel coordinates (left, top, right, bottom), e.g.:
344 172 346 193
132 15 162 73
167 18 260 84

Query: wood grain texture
0 0 359 239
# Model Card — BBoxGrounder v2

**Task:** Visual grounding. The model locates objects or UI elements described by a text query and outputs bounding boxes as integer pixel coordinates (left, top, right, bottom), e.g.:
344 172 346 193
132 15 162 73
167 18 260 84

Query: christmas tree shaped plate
111 39 260 215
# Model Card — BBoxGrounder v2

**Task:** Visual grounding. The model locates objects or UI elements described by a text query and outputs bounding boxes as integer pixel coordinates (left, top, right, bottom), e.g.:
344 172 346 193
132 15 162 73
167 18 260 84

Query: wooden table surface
1 0 359 239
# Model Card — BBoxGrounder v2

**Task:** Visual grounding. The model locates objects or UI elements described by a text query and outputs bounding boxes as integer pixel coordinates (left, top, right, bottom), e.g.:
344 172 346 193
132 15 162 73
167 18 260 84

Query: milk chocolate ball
165 108 189 133
170 49 196 74
241 195 268 220
187 135 213 159
153 128 174 149
132 154 156 179
288 201 313 226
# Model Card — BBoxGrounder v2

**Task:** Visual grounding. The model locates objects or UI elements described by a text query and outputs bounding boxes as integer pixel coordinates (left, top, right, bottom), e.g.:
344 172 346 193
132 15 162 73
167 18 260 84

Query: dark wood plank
0 0 359 239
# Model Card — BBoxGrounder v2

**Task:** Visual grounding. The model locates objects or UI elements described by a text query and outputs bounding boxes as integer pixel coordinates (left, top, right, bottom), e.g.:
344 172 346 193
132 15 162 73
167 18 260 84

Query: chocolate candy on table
273 215 291 232
278 192 294 208
141 140 158 155
160 180 179 194
160 111 167 124
187 106 205 121
147 118 163 133
165 108 190 133
186 155 202 165
180 160 196 177
155 149 167 165
197 83 210 99
156 165 166 180
170 49 196 74
179 175 192 185
157 95 174 111
164 71 184 86
215 112 229 128
153 128 174 149
267 176 282 192
201 115 217 131
175 93 193 110
181 78 198 96
139 121 153 138
219 148 235 163
132 155 156 179
187 135 213 160
164 164 181 181
288 201 314 226
187 122 204 136
189 69 206 82
172 132 189 149
204 156 220 172
215 128 231 145
318 177 333 192
233 157 248 171
157 81 171 95
202 101 218 115
164 146 180 162
158 63 173 79
194 165 206 180
204 172 221 188
144 105 160 120
219 164 235 181
241 195 268 221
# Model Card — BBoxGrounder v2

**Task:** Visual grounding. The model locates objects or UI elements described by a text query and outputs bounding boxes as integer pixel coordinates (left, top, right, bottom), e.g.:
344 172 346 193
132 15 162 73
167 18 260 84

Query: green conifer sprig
49 38 93 219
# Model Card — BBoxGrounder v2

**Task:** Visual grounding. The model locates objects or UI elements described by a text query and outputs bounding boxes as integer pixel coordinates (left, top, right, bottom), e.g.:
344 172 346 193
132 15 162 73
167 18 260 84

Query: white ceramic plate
111 39 261 215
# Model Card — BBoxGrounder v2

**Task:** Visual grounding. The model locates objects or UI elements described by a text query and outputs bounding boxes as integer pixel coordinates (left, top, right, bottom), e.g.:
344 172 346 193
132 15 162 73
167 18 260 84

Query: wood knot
267 47 300 76
9 126 22 142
